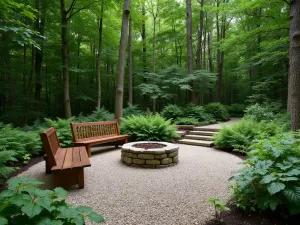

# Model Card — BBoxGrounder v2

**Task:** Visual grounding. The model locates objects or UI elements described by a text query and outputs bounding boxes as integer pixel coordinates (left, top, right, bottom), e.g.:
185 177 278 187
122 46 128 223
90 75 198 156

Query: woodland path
20 119 242 225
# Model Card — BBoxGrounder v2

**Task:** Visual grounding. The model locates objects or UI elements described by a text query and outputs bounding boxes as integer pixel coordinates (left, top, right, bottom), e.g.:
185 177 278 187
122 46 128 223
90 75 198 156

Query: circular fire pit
121 141 179 168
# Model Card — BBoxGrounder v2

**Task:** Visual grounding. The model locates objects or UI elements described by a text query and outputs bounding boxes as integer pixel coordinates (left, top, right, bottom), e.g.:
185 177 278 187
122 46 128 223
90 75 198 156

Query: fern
44 117 74 147
0 151 17 179
120 114 178 142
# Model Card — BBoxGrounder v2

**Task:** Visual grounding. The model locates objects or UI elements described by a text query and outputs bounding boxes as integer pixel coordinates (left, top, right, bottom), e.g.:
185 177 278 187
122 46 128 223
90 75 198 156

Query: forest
1 0 298 128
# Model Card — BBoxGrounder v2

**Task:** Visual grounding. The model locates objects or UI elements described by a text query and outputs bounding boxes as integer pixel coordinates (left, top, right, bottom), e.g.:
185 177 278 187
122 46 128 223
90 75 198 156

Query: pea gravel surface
20 143 242 225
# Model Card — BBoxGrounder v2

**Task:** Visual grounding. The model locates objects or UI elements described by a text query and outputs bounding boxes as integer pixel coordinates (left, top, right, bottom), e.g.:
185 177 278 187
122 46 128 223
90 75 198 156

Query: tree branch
67 1 97 21
283 0 290 7
66 0 77 15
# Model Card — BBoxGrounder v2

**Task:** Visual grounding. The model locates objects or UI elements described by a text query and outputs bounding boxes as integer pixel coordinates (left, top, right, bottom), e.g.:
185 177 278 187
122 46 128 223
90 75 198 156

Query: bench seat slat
52 148 67 171
72 147 82 168
74 135 129 145
79 147 91 167
63 148 73 169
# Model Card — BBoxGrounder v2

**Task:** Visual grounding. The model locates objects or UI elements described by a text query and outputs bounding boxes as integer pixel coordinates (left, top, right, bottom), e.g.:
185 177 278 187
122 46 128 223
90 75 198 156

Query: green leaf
260 175 276 184
283 186 300 203
0 216 8 225
88 212 105 223
21 202 42 218
53 188 67 199
267 182 285 195
36 196 52 211
0 190 14 198
10 194 31 206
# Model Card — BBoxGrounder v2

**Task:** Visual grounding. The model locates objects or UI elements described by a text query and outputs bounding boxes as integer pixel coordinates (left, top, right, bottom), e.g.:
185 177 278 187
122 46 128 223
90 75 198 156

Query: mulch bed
0 155 43 191
133 143 167 149
206 204 300 225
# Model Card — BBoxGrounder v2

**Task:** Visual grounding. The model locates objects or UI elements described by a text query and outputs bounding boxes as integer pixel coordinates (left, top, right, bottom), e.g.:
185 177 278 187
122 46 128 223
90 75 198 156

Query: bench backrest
40 127 60 167
70 120 120 142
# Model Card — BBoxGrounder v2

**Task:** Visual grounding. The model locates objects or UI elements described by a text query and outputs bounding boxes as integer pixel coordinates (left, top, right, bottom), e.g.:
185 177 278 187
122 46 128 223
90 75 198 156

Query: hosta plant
229 132 300 214
0 176 104 224
120 114 178 142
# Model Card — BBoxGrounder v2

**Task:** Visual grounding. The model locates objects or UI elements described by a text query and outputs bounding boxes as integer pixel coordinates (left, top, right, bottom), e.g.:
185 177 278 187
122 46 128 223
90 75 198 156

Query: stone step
178 139 213 147
176 130 187 138
184 135 213 141
193 127 220 132
189 131 217 136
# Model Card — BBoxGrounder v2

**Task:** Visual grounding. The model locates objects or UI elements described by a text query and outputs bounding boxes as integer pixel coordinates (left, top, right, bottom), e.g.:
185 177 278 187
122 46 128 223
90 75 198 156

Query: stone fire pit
121 141 179 168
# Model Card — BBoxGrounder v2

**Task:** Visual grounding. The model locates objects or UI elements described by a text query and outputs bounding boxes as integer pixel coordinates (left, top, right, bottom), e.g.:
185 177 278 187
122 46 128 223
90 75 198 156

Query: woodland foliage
230 132 300 214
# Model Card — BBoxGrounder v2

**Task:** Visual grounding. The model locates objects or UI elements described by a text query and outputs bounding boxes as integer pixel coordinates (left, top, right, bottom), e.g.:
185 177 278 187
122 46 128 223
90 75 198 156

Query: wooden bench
40 127 91 189
70 120 129 157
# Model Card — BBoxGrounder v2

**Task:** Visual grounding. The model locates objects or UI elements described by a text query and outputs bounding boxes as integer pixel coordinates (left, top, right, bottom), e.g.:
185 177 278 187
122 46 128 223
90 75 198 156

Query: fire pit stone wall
121 141 179 168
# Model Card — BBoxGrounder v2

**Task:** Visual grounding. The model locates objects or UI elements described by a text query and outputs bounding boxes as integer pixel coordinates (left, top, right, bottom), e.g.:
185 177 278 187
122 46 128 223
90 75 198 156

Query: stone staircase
178 126 220 147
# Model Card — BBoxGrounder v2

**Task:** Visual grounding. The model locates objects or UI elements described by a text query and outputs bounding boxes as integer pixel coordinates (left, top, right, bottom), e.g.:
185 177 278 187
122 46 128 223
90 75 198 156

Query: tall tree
59 0 95 118
115 0 131 121
96 0 104 109
186 0 195 103
128 18 133 104
289 0 300 131
196 0 204 70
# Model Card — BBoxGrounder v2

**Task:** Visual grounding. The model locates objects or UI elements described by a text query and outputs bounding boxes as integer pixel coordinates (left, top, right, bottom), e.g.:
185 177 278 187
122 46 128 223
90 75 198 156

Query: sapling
207 197 230 224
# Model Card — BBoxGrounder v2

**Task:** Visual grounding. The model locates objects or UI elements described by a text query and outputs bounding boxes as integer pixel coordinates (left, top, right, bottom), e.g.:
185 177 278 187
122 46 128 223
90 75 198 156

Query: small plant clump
0 176 104 224
207 197 230 224
204 102 229 121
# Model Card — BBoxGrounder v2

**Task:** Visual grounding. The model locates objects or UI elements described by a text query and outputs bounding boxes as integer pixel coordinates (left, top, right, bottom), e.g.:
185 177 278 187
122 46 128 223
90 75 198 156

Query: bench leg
78 169 84 189
44 155 51 174
87 144 91 157
115 141 118 148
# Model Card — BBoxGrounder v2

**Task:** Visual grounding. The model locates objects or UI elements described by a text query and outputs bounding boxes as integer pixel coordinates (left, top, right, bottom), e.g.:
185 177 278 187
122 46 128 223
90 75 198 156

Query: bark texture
289 0 300 131
60 0 72 118
115 0 130 122
128 18 133 104
186 0 195 103
96 0 104 109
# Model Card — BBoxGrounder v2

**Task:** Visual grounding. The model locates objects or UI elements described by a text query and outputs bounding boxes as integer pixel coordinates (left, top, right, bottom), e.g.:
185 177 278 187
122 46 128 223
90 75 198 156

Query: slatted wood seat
71 120 129 157
40 127 91 189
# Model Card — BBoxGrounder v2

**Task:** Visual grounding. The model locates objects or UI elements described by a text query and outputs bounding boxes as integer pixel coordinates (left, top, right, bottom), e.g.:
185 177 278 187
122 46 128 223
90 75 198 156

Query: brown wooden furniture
70 120 129 157
40 127 91 189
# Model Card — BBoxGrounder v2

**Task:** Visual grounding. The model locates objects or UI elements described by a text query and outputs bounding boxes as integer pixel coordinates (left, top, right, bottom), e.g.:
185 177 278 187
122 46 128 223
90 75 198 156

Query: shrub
122 104 144 118
0 151 17 180
204 102 229 121
183 104 216 124
230 132 300 214
161 104 183 120
244 102 282 122
0 176 104 224
77 108 114 122
120 114 178 142
226 104 246 117
44 117 74 147
213 119 282 153
174 117 199 125
0 124 42 162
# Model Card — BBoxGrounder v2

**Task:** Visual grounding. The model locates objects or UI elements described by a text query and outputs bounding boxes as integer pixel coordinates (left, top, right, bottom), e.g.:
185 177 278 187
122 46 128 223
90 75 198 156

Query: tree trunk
289 0 300 131
128 18 133 105
60 0 72 118
186 0 195 103
34 0 45 114
196 0 204 70
208 31 213 102
115 0 130 122
96 0 104 109
142 4 148 111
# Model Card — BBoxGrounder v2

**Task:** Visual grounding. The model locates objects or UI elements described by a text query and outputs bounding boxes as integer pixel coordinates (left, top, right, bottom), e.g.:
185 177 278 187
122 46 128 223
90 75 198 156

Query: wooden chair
40 127 91 189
